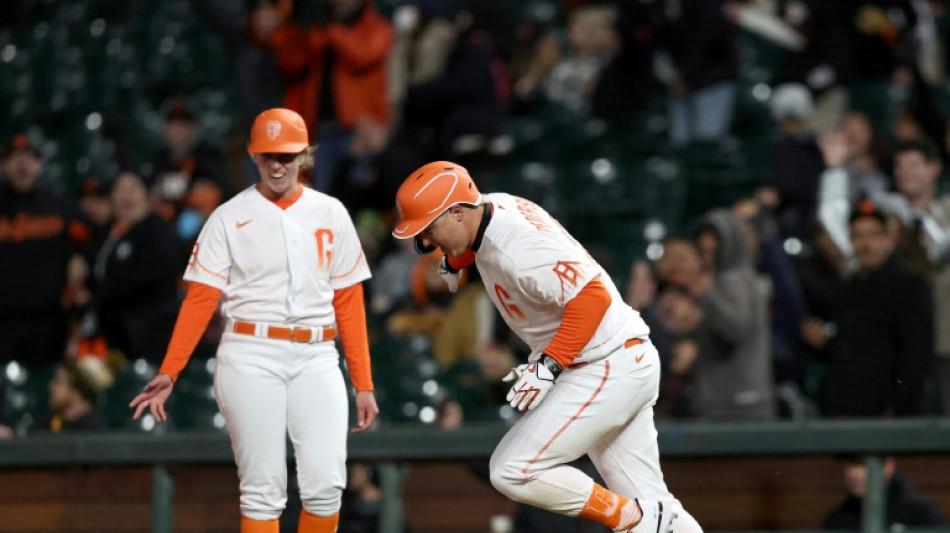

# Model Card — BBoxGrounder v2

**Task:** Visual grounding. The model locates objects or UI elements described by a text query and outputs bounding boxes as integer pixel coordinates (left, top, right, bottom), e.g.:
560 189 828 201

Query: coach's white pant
490 341 702 532
215 332 347 521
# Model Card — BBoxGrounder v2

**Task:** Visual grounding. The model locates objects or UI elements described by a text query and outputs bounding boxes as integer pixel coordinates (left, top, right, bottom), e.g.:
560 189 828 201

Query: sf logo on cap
266 120 282 140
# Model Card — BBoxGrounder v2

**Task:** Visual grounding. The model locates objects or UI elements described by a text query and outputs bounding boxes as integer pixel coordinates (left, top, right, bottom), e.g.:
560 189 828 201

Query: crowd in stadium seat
4 0 950 442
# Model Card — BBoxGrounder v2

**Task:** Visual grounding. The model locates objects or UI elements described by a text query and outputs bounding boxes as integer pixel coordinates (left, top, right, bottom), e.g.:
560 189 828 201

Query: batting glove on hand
503 354 563 411
438 256 461 293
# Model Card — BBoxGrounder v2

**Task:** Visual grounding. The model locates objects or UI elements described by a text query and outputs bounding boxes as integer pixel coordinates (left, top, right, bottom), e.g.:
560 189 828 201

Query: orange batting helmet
247 108 309 154
392 161 482 239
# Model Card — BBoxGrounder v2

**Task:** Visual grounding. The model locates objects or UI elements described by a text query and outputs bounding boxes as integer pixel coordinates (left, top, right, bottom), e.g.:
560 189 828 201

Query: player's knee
299 485 342 516
488 454 527 501
239 489 286 521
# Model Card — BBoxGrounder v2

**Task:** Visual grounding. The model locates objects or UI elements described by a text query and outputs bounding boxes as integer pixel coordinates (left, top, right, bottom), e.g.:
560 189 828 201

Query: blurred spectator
850 1 918 84
654 286 702 419
777 1 855 134
824 200 934 417
198 0 287 184
874 139 950 414
504 2 561 114
369 235 419 318
77 175 113 240
733 197 808 395
387 253 493 371
796 225 849 409
817 112 891 261
762 83 826 241
625 259 673 362
690 209 776 420
541 5 618 115
266 0 392 192
656 0 739 146
431 276 495 370
822 456 945 529
147 100 230 263
590 1 656 121
722 0 806 52
91 172 181 364
401 7 506 157
911 0 943 85
0 133 92 369
33 358 111 433
877 139 950 272
387 1 457 132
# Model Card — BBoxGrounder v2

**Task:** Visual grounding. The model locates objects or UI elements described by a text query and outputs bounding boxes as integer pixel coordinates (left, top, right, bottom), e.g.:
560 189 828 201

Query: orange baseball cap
392 161 481 239
247 108 309 154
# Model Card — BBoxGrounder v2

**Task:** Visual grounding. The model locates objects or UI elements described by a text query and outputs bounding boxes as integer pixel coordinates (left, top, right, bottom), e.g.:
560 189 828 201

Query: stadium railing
1 418 949 533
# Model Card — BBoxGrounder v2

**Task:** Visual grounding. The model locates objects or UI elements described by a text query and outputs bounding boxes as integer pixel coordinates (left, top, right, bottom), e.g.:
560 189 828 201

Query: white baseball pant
214 332 348 521
489 340 703 532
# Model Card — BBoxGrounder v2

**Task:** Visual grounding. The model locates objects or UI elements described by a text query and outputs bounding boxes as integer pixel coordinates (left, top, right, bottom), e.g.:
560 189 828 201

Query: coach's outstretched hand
129 374 175 423
351 391 379 433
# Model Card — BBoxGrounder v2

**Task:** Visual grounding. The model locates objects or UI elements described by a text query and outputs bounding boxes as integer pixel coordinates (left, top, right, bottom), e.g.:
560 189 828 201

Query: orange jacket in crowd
268 3 391 133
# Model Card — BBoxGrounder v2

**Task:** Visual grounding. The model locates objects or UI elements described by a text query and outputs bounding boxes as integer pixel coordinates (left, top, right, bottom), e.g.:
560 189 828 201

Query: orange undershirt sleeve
333 283 374 392
158 282 222 382
543 278 612 368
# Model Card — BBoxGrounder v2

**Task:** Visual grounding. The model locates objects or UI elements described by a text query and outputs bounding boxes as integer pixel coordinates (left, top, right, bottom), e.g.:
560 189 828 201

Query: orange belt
232 320 337 343
569 338 645 368
624 337 644 349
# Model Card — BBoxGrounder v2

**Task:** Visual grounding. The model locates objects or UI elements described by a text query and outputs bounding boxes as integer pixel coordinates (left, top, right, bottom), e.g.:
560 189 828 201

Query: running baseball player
130 108 377 533
392 161 703 533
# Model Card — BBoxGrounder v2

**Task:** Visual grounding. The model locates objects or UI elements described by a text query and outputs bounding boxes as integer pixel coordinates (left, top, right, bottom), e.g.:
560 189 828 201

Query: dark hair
3 133 41 159
893 138 940 163
849 198 888 227
165 99 195 123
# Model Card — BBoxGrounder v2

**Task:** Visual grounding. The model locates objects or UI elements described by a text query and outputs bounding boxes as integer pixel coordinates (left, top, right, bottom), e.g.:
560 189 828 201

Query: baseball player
130 108 378 533
392 162 703 533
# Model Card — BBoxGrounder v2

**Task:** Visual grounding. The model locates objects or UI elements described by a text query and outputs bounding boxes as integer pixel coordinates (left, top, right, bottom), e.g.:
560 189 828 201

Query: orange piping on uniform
192 258 227 281
521 361 610 478
329 250 365 280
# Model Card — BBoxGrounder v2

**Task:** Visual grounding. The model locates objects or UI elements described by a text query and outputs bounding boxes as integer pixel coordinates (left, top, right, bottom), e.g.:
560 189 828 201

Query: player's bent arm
333 282 374 392
157 281 223 382
542 278 612 369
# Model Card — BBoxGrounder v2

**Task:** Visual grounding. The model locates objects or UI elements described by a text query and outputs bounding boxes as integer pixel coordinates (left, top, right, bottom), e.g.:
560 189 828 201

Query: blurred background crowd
3 0 950 442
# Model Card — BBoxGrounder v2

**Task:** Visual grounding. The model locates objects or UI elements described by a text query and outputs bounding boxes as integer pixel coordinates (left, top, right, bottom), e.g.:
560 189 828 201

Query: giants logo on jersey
494 284 527 326
315 229 334 272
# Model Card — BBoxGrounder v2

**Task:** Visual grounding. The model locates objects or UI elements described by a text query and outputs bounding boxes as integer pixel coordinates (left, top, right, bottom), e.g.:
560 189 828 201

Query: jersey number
315 229 334 270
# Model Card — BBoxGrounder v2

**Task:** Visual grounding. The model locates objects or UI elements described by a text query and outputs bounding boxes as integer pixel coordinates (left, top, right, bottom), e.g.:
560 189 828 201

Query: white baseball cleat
623 499 678 533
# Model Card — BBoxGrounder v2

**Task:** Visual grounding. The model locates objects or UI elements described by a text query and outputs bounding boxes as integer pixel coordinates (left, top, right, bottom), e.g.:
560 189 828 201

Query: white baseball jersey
475 193 649 365
185 185 371 325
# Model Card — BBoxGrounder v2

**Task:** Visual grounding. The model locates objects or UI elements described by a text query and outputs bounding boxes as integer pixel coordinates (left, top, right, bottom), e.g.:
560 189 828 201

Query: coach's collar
471 202 493 253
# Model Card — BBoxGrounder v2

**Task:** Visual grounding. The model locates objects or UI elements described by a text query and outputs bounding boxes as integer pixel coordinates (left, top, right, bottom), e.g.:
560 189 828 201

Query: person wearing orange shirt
264 0 391 193
130 108 378 533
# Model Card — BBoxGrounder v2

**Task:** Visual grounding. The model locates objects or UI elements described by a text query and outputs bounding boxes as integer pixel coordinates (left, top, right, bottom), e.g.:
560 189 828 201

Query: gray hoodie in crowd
692 209 776 420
